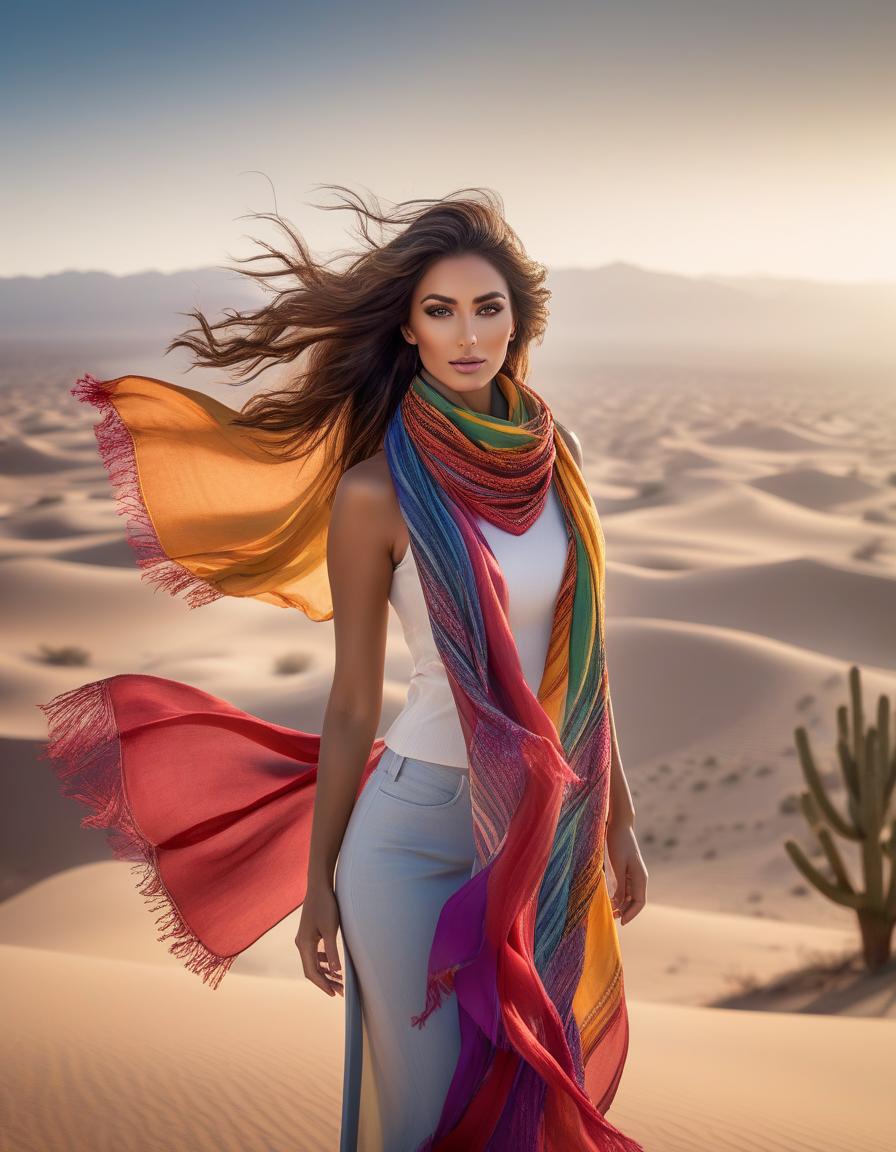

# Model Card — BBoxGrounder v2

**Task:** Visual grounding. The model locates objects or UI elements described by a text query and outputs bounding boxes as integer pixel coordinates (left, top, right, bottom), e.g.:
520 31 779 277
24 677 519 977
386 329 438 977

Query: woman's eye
425 304 502 318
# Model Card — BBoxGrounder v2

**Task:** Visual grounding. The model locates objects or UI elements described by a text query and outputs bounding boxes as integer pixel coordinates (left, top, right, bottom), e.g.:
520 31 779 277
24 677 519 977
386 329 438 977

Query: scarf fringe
411 963 461 1030
35 677 236 990
71 373 223 610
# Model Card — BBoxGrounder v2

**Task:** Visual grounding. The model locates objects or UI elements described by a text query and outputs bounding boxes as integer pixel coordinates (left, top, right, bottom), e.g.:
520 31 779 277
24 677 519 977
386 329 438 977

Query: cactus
784 664 896 970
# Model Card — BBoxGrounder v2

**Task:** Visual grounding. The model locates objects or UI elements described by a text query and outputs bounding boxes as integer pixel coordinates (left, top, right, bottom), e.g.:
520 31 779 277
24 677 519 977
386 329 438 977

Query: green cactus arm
879 695 896 811
799 789 820 825
836 704 861 800
798 791 859 891
817 826 858 892
884 818 896 862
795 726 861 840
849 665 865 768
877 694 890 759
845 784 868 837
863 727 884 905
887 746 896 813
784 839 866 910
884 820 896 920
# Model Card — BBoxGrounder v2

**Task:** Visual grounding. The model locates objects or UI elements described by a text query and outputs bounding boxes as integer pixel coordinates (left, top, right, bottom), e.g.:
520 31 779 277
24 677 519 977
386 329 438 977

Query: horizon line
3 260 896 289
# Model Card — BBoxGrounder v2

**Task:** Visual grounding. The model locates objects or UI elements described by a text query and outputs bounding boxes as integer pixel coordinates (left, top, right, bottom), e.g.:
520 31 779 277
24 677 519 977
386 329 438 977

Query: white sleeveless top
381 480 569 768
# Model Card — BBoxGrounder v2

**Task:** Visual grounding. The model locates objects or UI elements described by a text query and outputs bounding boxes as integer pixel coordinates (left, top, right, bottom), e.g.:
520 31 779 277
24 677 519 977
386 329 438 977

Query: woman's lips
450 359 485 373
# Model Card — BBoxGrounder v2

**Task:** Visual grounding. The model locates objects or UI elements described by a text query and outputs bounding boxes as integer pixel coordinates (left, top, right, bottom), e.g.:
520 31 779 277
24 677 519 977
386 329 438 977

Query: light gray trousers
335 745 475 1152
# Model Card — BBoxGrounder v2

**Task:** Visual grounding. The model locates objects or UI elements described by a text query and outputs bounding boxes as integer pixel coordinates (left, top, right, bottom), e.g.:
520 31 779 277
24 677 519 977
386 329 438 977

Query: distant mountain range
1 262 893 361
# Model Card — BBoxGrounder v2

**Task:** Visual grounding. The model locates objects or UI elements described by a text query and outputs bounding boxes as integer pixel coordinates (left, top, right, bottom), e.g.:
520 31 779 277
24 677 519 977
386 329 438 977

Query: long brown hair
166 185 551 473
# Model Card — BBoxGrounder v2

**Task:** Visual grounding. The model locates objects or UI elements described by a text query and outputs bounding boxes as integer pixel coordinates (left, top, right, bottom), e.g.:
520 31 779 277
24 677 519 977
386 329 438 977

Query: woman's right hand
296 881 344 997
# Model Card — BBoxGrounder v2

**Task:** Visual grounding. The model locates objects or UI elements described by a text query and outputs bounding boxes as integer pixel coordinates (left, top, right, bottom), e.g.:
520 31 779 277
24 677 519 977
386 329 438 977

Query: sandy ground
2 345 894 1150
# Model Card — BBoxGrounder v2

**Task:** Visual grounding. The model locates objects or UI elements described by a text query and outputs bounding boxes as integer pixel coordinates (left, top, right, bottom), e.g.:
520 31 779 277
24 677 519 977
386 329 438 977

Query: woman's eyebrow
420 291 507 304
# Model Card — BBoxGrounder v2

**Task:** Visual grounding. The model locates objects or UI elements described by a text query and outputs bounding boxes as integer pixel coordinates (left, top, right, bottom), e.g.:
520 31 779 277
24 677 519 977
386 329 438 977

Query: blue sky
3 0 893 281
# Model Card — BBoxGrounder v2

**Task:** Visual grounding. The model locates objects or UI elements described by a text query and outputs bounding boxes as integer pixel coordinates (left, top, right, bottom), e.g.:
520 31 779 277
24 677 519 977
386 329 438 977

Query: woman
38 186 648 1152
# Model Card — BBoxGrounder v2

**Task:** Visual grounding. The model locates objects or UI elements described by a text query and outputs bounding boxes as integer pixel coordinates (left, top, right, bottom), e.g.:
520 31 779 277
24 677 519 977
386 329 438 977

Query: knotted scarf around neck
38 369 643 1152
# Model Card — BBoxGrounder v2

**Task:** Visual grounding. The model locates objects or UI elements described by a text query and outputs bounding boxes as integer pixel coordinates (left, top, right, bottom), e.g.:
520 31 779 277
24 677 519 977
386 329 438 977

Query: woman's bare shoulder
555 421 584 470
337 448 394 500
334 450 391 514
333 450 405 566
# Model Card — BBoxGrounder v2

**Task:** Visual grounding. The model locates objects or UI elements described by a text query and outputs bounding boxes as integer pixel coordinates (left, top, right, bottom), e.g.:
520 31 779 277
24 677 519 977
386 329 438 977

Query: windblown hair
166 185 551 474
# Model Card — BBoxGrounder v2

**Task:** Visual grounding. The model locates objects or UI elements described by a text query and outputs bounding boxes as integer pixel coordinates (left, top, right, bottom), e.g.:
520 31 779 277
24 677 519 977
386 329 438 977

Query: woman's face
402 253 516 401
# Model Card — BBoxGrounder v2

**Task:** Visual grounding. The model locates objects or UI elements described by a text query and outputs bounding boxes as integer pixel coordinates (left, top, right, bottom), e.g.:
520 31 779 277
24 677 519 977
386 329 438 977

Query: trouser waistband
381 748 468 779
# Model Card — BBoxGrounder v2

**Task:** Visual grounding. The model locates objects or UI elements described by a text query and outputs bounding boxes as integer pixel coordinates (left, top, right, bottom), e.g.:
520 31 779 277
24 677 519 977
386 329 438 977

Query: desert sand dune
0 436 89 476
749 466 884 510
608 556 896 669
3 942 891 1152
15 413 78 436
625 998 891 1152
0 499 122 541
3 943 345 1152
607 484 896 578
0 534 141 566
660 447 719 474
704 420 844 453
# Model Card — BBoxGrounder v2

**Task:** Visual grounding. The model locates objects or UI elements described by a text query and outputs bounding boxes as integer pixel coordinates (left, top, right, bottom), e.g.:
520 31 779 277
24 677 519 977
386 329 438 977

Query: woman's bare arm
307 460 395 890
297 457 395 996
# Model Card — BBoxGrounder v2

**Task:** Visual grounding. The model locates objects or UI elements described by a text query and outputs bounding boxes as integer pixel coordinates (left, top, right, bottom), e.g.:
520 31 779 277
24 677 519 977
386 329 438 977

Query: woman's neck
419 367 507 419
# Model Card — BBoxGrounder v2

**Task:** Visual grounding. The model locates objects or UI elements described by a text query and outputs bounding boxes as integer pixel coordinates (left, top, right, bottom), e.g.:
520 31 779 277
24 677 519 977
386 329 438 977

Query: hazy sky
3 0 893 282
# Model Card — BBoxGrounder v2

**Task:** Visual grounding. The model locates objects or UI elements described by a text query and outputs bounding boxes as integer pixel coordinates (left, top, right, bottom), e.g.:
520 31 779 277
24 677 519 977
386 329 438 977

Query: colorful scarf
38 369 643 1152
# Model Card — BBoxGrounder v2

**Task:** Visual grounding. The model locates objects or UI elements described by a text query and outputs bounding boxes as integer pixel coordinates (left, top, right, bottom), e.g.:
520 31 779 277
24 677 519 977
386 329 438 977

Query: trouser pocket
378 752 467 809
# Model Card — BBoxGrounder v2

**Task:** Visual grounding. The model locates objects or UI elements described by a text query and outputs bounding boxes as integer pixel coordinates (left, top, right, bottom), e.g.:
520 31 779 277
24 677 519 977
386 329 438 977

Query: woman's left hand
606 819 648 926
